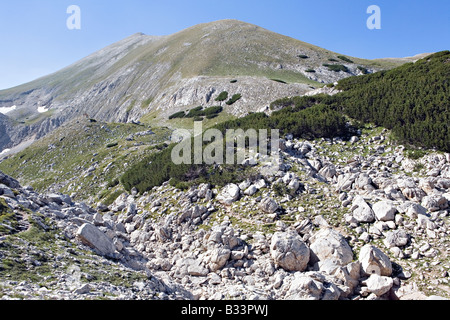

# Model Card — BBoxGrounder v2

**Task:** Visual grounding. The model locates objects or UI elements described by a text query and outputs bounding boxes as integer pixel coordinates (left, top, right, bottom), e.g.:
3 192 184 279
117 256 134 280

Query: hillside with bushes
334 50 450 152
272 51 450 152
120 51 450 194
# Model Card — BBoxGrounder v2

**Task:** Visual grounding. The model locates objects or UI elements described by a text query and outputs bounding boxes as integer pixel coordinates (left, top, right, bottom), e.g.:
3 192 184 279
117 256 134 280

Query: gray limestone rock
351 196 375 223
0 171 21 189
259 197 279 214
270 231 310 272
372 201 397 222
365 274 393 297
359 245 392 277
384 229 409 248
216 184 240 205
76 223 117 258
309 228 353 266
208 248 231 272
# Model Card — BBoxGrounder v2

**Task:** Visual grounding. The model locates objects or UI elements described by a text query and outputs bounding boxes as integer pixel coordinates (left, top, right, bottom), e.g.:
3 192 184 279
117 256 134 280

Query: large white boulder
351 196 375 223
372 201 397 221
366 274 394 296
259 197 279 214
76 223 117 258
270 231 310 272
359 245 392 277
309 228 353 266
216 184 240 205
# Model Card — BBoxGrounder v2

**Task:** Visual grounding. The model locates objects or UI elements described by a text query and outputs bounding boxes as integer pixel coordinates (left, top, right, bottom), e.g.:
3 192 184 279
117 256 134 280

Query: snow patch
0 149 11 156
0 105 17 114
38 106 49 113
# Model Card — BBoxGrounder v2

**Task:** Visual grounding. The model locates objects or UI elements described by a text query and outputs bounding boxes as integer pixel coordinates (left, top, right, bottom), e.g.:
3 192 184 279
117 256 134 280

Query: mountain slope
0 117 172 204
0 47 449 302
0 19 410 152
267 51 450 152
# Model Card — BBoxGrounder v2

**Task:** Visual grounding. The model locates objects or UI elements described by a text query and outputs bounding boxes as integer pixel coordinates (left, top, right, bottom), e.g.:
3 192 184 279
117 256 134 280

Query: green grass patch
323 64 349 73
0 119 171 201
215 91 229 102
100 189 124 206
169 111 187 119
226 94 242 105
337 56 354 63
405 147 427 160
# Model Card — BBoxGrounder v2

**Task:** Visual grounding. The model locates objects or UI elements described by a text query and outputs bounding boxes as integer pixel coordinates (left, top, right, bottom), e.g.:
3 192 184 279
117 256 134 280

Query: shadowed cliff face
0 114 12 149
0 110 66 152
0 20 407 151
0 114 33 152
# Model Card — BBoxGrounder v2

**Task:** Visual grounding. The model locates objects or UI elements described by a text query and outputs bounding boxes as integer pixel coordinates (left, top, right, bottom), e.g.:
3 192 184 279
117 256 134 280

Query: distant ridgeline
121 51 450 194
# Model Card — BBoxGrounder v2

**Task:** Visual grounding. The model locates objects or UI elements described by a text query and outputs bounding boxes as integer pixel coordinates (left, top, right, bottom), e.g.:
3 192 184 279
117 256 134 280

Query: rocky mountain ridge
0 19 410 153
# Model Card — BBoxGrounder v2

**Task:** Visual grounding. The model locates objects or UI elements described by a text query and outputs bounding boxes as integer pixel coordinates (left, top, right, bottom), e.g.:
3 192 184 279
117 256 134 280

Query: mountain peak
194 18 257 27
126 32 147 38
0 20 410 152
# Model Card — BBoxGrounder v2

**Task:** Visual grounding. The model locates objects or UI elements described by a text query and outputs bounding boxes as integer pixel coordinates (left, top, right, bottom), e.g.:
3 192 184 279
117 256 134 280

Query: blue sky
0 0 449 90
